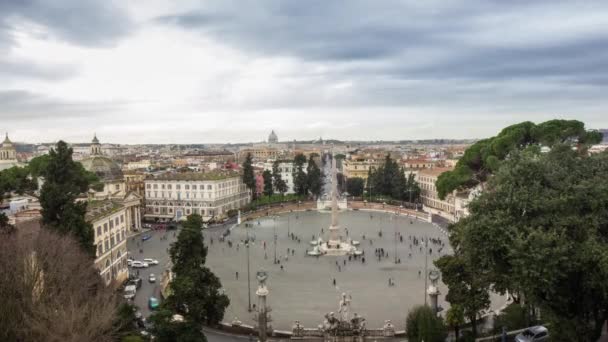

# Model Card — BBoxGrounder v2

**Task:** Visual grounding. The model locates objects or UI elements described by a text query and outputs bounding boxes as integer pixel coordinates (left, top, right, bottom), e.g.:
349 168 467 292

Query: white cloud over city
1 0 607 143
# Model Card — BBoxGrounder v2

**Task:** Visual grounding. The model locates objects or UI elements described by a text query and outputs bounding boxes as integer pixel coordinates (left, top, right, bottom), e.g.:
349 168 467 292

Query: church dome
268 130 278 144
80 155 123 181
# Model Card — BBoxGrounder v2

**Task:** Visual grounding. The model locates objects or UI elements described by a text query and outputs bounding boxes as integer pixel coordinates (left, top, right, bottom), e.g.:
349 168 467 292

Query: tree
0 221 120 342
443 145 608 341
149 309 206 342
262 170 274 197
405 305 447 342
445 304 465 341
346 177 365 197
241 153 256 200
292 154 308 196
434 254 490 338
155 214 229 337
306 155 323 198
272 160 287 196
40 141 95 255
366 154 421 202
436 120 602 199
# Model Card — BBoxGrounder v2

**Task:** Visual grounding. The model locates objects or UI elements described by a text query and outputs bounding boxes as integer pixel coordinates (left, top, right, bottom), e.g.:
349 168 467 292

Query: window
104 223 108 232
97 226 102 236
109 220 114 229
207 185 212 190
115 184 120 190
192 185 197 190
154 191 158 197
153 184 158 189
146 184 151 189
185 185 190 190
167 184 172 190
176 184 181 190
147 191 150 197
115 217 119 226
104 239 109 250
162 184 165 189
120 215 124 223
97 244 103 256
111 235 115 247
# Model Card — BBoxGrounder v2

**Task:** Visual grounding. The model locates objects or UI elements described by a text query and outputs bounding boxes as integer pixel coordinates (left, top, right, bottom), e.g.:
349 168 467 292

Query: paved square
203 210 455 330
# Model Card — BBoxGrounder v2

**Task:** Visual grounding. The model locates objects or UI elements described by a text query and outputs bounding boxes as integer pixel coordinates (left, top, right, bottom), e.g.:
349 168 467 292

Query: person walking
333 278 336 286
236 271 239 280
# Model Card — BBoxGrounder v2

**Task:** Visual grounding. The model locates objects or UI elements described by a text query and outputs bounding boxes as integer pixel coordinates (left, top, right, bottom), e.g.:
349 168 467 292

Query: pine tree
241 153 256 200
262 170 274 197
272 160 287 196
40 141 95 255
306 155 323 198
292 154 308 196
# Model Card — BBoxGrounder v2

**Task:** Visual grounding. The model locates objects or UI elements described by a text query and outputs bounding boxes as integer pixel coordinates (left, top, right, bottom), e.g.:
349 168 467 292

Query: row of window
97 228 127 257
96 214 125 237
146 180 240 191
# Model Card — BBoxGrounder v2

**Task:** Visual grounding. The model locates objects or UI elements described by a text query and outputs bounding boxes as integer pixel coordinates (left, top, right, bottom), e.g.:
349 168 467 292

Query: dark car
127 277 142 289
141 234 152 241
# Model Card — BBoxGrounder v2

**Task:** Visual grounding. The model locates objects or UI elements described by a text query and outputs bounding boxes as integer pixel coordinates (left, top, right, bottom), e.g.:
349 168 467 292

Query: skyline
2 1 608 143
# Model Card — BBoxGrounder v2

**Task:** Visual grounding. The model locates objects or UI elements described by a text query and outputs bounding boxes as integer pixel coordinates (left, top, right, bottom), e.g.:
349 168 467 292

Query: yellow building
418 167 456 221
342 158 382 181
87 199 130 286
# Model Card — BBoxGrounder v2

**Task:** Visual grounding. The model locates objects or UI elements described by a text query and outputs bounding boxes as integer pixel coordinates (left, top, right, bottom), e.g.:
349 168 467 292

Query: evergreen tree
40 141 95 255
405 305 448 342
154 214 229 339
262 170 274 197
241 153 256 200
292 154 308 196
271 160 287 196
346 177 365 197
306 155 323 198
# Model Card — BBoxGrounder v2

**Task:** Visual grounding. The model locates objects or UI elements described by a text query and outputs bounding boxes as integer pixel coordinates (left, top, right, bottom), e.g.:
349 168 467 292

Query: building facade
0 133 19 171
144 171 250 222
342 158 382 182
259 160 305 194
87 200 129 286
418 167 456 221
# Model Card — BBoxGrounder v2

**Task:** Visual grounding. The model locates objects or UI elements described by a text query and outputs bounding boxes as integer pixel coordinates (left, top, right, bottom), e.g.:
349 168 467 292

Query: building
238 146 280 162
125 160 151 170
87 199 129 286
418 167 456 221
0 133 19 171
144 171 250 222
80 135 143 232
259 160 305 194
342 158 382 182
268 130 278 144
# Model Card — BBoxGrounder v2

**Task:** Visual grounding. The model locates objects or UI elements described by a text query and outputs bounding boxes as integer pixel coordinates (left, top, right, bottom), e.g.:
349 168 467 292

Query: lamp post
287 214 290 238
273 216 278 264
393 210 398 264
424 235 428 306
246 229 252 312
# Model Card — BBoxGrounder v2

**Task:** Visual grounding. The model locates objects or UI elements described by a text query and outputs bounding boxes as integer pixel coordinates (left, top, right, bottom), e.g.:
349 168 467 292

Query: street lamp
424 235 429 306
273 216 278 264
394 210 398 264
246 235 252 312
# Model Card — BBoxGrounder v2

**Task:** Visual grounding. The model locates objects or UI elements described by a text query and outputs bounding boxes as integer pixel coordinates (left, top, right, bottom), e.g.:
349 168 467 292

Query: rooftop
418 167 454 177
149 170 241 181
86 200 124 221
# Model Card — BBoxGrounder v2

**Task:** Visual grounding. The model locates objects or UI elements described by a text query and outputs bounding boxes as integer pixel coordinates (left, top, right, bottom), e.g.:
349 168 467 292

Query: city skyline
2 1 608 143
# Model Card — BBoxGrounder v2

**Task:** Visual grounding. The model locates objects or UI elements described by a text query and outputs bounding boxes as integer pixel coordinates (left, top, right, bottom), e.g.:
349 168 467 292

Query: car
143 258 159 265
515 326 549 342
123 285 137 300
141 234 152 241
148 296 160 310
127 259 132 267
131 261 149 268
127 277 142 289
148 273 156 283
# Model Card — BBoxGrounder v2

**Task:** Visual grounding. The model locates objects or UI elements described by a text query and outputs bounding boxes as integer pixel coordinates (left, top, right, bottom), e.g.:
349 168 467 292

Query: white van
124 285 137 300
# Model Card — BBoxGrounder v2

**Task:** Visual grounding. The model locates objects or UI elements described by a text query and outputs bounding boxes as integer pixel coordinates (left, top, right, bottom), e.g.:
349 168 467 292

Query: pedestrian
280 265 284 271
236 271 239 280
418 270 421 278
333 278 336 286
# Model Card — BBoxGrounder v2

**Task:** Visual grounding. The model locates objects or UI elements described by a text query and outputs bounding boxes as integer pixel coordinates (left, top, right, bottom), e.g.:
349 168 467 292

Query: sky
1 0 607 144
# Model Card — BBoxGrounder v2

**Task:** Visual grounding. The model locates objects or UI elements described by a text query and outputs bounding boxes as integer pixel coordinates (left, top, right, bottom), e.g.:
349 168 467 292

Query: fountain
310 153 358 256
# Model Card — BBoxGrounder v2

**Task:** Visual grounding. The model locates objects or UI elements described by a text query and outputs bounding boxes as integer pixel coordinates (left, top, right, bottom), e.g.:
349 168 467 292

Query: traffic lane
127 229 178 317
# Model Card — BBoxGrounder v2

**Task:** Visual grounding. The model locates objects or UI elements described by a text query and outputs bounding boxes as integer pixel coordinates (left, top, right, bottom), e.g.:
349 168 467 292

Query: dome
1 133 14 149
80 155 123 181
268 130 278 144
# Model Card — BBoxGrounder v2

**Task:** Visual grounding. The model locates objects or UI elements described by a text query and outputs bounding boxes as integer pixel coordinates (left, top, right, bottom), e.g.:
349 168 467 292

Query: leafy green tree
346 177 365 197
292 154 308 196
159 214 229 331
445 145 608 341
241 153 256 200
405 305 447 342
271 160 287 196
40 141 95 255
149 309 206 342
436 120 603 199
262 170 274 197
366 154 421 202
306 155 323 198
445 304 465 341
434 254 490 338
492 303 531 335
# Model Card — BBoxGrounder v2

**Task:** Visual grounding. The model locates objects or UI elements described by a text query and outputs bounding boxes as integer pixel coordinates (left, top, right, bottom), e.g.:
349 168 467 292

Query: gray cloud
0 0 132 47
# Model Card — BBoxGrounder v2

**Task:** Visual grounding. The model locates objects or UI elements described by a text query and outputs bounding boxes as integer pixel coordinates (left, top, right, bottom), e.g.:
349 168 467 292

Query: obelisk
328 154 341 246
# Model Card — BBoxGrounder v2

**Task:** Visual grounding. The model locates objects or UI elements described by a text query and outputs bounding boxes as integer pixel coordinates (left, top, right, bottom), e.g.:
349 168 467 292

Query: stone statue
292 320 304 337
323 312 340 335
338 292 351 322
350 313 366 335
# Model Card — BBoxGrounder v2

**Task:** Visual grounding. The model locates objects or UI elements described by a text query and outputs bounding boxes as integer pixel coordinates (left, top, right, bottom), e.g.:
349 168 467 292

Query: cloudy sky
1 0 607 144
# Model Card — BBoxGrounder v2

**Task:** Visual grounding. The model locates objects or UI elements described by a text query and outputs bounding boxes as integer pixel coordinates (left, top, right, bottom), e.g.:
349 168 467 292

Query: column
136 207 141 229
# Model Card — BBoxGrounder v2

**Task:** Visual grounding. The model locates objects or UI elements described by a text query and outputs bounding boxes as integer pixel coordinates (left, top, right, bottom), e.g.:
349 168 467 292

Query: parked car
127 259 132 267
143 258 159 265
141 234 152 241
148 297 160 310
127 277 142 289
131 261 149 268
515 326 549 342
123 285 137 300
148 273 156 283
